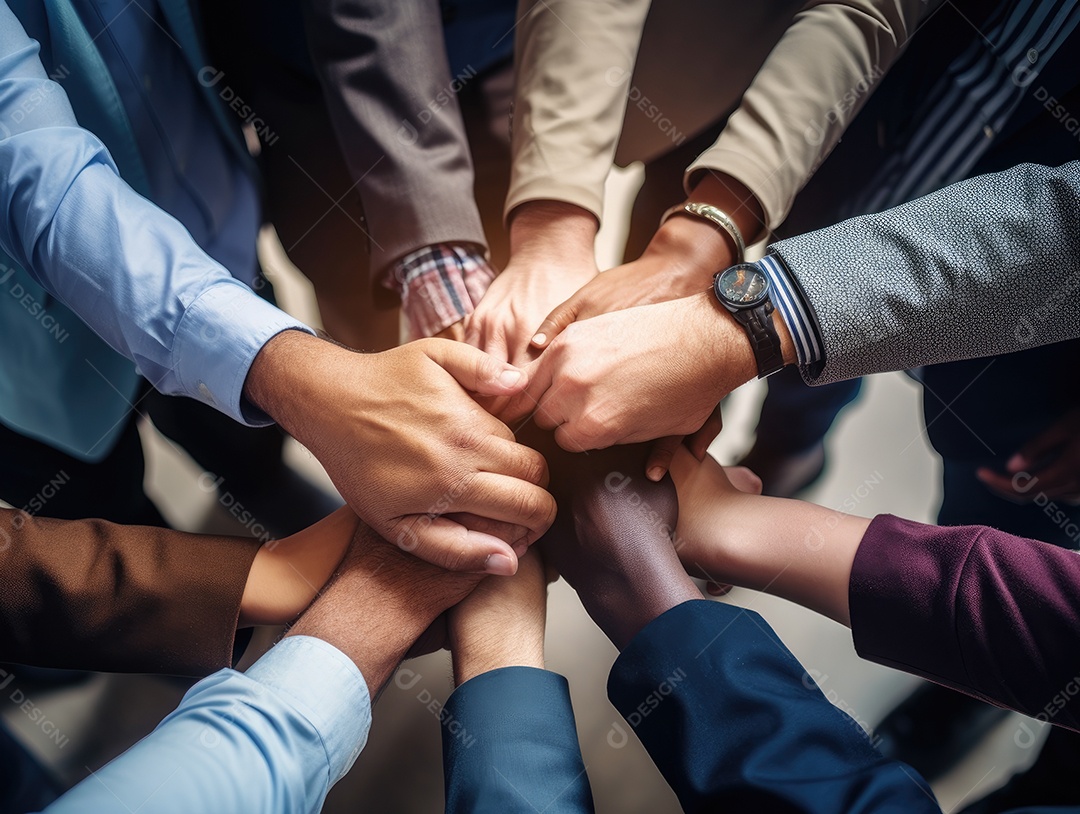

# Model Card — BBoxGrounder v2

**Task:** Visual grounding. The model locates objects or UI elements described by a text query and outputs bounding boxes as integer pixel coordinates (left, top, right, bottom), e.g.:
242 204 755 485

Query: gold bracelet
660 202 746 264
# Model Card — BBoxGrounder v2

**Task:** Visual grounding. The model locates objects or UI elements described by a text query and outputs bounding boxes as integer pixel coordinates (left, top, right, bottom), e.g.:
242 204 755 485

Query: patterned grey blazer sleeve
769 160 1080 386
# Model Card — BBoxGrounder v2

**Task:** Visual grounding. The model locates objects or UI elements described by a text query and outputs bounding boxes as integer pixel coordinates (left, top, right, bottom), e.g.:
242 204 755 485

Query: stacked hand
507 293 759 453
244 330 556 575
529 173 751 348
465 201 599 365
523 429 699 649
287 520 487 696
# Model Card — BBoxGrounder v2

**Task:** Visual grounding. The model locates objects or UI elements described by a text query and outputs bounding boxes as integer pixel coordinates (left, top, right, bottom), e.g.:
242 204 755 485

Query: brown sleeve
0 509 260 676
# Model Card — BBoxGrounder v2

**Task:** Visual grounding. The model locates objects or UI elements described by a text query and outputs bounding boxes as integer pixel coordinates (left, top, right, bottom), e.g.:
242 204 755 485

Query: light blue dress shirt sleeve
0 4 312 426
40 636 371 814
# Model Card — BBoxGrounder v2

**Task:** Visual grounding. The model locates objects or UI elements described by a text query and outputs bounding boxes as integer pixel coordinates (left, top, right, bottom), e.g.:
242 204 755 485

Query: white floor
2 167 1048 812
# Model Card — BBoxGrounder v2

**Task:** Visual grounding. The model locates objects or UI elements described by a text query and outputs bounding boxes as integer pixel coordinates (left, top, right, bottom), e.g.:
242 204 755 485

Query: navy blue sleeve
608 600 940 813
442 666 594 814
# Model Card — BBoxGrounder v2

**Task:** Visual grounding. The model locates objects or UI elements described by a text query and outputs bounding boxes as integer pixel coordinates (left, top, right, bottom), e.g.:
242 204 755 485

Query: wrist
647 212 734 278
735 497 866 627
688 292 759 395
243 330 326 431
451 626 545 686
243 330 373 445
508 200 598 262
694 278 798 383
771 308 798 367
685 172 766 247
290 565 455 696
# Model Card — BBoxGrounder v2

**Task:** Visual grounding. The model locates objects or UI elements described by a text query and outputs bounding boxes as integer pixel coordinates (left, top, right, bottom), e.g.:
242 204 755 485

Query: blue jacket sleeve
39 636 371 814
608 600 940 813
442 666 594 813
0 3 310 426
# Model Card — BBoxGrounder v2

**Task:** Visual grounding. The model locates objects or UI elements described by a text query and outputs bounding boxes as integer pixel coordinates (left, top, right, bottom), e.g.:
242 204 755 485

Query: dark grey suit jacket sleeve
770 160 1080 385
303 0 487 276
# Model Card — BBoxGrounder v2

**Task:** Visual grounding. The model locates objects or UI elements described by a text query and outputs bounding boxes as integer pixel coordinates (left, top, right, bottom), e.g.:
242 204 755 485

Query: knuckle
515 486 551 530
578 414 609 447
520 448 549 486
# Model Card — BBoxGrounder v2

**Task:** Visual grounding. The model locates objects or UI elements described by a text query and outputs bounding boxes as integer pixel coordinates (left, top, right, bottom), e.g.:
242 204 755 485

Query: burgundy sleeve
849 514 1080 732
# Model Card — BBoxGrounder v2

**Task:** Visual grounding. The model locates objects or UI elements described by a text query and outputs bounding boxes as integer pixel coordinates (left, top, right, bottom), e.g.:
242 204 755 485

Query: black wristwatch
712 263 784 378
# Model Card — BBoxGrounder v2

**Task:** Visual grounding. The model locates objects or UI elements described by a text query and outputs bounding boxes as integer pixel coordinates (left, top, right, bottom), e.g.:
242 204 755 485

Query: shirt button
197 382 215 404
1027 48 1039 64
983 125 995 139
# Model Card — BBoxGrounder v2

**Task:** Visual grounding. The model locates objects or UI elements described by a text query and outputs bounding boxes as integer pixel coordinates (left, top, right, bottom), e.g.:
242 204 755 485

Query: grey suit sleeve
770 161 1080 385
303 0 487 277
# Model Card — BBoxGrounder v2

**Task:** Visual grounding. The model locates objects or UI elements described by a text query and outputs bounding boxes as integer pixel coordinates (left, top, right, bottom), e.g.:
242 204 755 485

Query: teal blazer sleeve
608 600 939 813
442 666 594 813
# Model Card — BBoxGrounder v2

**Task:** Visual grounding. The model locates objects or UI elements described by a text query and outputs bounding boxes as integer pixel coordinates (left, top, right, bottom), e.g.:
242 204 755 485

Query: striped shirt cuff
758 253 822 366
386 243 496 339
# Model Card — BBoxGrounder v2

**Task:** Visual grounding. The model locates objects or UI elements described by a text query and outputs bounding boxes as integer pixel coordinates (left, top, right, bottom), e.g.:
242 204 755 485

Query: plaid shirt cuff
386 244 496 339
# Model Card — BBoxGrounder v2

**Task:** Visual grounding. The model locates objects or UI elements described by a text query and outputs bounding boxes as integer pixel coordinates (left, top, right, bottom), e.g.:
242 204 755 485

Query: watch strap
738 304 785 378
713 266 785 379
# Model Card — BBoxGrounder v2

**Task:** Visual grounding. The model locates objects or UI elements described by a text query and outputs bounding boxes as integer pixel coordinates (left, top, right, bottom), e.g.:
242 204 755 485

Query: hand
667 450 762 593
530 171 764 349
512 293 779 452
526 430 699 650
243 331 556 575
465 201 598 365
977 408 1080 503
644 405 725 485
240 506 357 626
669 447 867 626
286 520 485 696
399 250 495 341
448 547 549 685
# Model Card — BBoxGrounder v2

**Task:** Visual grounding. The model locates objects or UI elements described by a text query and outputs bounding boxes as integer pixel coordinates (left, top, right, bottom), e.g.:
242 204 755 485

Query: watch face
717 264 769 307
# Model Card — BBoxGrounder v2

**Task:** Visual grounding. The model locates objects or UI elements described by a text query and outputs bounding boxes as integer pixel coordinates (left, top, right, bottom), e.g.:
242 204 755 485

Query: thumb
531 295 582 349
425 339 528 396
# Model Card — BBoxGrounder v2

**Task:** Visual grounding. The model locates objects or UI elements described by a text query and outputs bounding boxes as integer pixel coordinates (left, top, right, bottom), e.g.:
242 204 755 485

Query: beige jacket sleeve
508 0 924 231
687 0 925 232
506 0 652 222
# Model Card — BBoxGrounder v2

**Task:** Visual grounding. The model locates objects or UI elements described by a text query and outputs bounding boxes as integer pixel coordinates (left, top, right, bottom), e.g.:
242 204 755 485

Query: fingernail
498 369 522 388
485 552 517 576
531 333 546 346
647 467 664 482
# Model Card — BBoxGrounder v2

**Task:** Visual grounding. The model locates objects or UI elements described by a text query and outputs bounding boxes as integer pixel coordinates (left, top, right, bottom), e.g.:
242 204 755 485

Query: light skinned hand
669 447 868 626
507 293 759 452
529 171 764 350
465 201 598 365
243 331 556 576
